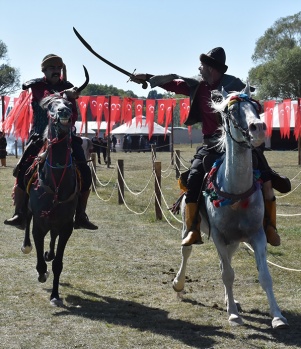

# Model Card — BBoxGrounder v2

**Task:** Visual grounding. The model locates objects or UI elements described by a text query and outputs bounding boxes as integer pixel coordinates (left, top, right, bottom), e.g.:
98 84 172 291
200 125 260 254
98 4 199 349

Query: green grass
0 146 301 349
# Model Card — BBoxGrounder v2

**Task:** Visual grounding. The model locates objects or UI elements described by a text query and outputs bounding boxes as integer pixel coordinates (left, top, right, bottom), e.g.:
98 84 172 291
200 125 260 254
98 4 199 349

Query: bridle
223 93 262 149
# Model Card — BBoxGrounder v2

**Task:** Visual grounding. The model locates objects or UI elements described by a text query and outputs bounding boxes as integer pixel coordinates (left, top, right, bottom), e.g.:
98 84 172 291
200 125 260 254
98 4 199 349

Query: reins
223 94 261 149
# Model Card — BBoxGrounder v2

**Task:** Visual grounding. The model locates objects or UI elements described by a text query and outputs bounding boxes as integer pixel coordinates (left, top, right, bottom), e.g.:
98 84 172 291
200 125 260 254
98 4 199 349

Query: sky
1 0 300 99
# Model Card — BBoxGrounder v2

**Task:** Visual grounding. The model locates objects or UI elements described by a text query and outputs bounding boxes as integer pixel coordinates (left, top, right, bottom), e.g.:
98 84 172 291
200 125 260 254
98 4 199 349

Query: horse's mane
210 90 241 151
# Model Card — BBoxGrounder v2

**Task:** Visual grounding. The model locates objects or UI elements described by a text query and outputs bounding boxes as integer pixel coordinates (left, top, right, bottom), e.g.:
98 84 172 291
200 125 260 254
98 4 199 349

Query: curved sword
73 27 148 89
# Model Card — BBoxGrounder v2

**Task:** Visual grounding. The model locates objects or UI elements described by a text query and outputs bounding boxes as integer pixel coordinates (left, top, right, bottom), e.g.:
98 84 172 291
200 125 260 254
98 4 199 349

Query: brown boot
4 186 28 230
264 197 280 246
182 202 203 246
74 190 98 230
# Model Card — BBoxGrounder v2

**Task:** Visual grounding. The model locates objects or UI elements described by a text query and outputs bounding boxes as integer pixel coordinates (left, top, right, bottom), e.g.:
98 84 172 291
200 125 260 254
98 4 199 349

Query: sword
73 27 148 89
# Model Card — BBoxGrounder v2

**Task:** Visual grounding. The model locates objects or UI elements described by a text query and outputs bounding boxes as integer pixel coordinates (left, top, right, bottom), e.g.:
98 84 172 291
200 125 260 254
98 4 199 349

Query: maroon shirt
160 78 221 136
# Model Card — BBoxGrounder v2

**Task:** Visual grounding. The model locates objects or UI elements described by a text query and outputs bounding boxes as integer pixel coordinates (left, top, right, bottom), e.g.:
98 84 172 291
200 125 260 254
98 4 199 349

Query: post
154 161 162 220
91 152 96 192
175 149 181 179
151 144 156 170
117 159 124 205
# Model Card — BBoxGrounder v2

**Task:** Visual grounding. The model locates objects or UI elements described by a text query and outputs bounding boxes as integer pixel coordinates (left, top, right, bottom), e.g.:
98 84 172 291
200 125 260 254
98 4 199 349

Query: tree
249 12 301 100
0 40 20 95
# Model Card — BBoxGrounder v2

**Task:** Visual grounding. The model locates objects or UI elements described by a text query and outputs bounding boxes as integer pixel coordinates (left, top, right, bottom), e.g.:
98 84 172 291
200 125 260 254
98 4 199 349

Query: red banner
77 96 90 133
283 99 291 139
146 99 155 139
110 96 121 123
122 98 133 125
89 96 98 119
3 96 10 117
96 95 106 130
157 100 166 125
263 100 276 137
134 99 143 126
179 98 190 124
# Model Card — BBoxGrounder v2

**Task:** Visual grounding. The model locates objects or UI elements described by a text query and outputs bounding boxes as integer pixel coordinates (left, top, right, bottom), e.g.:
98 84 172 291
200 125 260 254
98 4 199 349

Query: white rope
116 162 154 196
243 242 301 272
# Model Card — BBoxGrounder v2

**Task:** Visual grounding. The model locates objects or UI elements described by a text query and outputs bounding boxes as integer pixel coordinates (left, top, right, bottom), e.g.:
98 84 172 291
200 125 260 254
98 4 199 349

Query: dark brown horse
21 67 88 306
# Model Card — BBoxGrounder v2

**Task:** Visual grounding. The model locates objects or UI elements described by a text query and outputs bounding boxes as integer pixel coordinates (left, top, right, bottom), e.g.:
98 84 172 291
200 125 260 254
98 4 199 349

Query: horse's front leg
250 231 289 329
213 234 242 326
173 245 192 293
32 225 49 283
50 224 73 307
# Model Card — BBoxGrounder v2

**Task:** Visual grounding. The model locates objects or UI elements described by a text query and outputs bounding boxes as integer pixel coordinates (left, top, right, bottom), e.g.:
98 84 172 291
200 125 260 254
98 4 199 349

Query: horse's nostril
249 123 256 132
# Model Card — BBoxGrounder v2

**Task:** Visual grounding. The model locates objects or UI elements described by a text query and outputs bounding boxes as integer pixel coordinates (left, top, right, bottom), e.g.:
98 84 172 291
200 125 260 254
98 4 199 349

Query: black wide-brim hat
200 47 228 73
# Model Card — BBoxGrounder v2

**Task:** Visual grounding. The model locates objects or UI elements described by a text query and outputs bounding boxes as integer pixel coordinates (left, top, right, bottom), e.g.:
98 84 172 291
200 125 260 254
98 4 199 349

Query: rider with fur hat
4 54 98 231
134 47 286 247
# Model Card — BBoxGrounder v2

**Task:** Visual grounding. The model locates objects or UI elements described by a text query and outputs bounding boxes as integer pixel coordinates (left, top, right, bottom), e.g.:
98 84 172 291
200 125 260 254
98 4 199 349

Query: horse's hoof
172 279 184 293
21 245 32 254
272 317 289 329
228 314 244 326
38 271 49 283
50 298 64 307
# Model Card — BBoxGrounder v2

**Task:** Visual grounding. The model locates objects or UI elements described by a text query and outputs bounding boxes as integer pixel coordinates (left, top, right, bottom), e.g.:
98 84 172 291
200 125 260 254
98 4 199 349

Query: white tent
111 116 171 152
74 121 107 136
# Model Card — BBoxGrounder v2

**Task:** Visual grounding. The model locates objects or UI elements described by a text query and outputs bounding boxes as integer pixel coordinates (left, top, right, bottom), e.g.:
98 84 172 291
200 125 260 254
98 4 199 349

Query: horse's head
40 94 73 139
212 82 266 149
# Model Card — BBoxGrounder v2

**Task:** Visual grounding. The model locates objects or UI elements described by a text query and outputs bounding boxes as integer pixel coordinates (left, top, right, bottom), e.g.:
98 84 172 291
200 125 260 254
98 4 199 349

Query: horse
21 67 89 306
172 83 289 329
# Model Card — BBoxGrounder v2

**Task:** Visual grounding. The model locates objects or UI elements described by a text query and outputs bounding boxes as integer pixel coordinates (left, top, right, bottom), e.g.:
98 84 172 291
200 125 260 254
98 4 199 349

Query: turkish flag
134 99 143 126
110 96 121 123
157 99 166 125
3 96 10 117
103 97 110 122
278 103 285 138
283 99 291 139
146 99 155 139
179 98 190 124
77 96 90 133
263 100 275 137
122 97 133 125
89 96 98 119
96 96 105 131
164 99 176 136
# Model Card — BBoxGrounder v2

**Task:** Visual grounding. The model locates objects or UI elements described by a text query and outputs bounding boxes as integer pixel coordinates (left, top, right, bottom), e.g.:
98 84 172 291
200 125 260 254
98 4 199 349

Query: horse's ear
221 87 228 99
242 80 251 97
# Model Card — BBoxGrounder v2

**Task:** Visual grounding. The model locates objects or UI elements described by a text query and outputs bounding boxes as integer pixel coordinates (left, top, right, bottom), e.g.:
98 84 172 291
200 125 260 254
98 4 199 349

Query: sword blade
73 27 132 78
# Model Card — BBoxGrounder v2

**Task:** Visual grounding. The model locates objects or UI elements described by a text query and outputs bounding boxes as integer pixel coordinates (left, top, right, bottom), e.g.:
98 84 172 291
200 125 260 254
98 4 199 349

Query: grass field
0 145 301 349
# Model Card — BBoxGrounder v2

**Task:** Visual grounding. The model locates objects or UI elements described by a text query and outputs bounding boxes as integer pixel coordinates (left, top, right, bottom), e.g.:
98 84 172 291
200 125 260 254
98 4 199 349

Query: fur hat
41 54 64 71
200 47 228 73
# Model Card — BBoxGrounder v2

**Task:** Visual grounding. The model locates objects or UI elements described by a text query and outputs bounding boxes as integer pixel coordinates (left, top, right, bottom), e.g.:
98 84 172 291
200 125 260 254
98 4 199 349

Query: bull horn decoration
76 65 89 93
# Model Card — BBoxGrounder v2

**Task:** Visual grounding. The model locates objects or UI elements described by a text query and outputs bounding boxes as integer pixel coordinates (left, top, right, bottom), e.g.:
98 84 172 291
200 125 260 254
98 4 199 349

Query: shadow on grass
177 298 301 347
53 287 233 348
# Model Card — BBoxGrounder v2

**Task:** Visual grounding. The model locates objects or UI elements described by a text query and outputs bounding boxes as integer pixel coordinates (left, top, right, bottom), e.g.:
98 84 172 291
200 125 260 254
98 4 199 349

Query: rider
4 54 98 231
134 47 284 247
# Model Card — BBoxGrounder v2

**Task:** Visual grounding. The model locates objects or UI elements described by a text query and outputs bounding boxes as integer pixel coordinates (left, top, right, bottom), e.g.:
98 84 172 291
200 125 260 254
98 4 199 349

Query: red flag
2 90 33 141
157 99 166 125
164 99 176 136
179 98 190 124
134 99 143 126
77 96 90 133
294 99 301 140
263 100 275 137
103 97 109 122
146 99 155 139
278 102 285 138
96 96 105 131
3 96 10 117
122 97 133 125
89 96 98 119
110 96 121 123
283 99 291 139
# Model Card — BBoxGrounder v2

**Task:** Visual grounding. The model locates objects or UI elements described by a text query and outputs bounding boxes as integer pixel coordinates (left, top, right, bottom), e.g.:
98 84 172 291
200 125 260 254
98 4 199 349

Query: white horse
173 83 288 329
